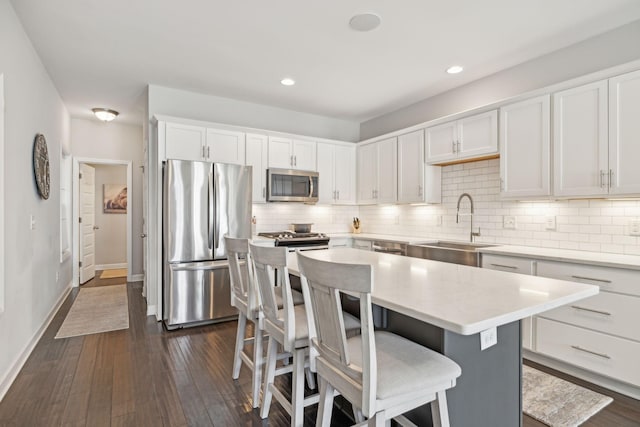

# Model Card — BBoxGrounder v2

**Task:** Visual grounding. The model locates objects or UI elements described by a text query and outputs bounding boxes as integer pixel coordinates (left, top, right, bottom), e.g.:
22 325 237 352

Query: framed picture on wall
103 184 127 214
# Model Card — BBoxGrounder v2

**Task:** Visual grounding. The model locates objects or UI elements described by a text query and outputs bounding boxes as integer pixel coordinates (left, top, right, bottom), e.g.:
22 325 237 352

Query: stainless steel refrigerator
163 159 252 329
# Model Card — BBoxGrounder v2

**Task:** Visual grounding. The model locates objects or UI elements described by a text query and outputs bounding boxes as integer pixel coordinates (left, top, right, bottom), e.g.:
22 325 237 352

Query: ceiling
10 0 640 125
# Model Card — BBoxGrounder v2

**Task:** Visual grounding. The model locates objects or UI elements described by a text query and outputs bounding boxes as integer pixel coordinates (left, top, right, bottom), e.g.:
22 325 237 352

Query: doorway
72 158 132 287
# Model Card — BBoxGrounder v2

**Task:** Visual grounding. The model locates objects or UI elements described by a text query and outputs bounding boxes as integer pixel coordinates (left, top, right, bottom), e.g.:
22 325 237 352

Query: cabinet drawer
353 240 372 251
481 254 533 275
539 292 640 341
536 260 640 296
329 238 351 248
536 318 640 386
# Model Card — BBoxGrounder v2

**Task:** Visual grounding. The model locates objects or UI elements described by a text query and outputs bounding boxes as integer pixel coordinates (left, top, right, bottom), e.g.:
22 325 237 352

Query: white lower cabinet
536 317 640 387
352 239 372 251
328 238 351 248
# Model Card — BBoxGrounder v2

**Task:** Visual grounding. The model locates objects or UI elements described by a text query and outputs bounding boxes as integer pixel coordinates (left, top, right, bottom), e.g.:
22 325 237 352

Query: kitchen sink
406 240 496 267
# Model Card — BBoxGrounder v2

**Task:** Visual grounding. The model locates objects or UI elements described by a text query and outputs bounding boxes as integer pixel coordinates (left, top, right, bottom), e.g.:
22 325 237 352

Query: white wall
92 164 127 267
70 119 143 275
361 19 640 139
359 159 640 255
148 85 360 142
0 0 71 398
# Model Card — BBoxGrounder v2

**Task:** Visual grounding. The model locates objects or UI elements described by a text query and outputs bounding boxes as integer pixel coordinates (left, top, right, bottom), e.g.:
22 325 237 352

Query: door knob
93 226 100 230
140 233 147 238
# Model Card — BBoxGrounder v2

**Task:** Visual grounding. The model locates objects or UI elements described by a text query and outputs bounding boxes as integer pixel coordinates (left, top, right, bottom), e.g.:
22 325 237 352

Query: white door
357 143 377 204
246 133 268 202
333 145 356 204
206 128 245 164
426 121 457 164
141 148 148 295
458 110 498 159
553 80 608 197
164 122 206 161
79 164 96 284
316 143 335 204
268 136 293 169
376 137 397 204
292 139 316 171
500 95 551 199
398 130 425 203
609 70 640 195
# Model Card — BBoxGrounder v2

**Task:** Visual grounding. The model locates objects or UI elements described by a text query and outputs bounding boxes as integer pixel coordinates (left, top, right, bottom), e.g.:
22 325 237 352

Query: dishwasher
372 240 407 256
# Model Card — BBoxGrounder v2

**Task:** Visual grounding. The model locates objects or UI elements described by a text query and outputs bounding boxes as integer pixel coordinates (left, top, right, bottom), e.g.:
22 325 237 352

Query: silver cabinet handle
452 141 456 153
290 155 293 166
609 169 614 188
294 155 297 167
262 187 266 198
571 275 612 284
570 305 612 316
333 190 336 199
207 146 211 159
571 345 611 360
337 190 340 200
490 263 517 269
202 145 206 159
600 170 606 189
140 233 147 238
457 140 461 153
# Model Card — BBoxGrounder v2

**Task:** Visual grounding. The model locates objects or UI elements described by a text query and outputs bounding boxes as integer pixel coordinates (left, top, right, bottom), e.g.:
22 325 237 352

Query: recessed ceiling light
281 78 295 86
349 13 381 32
446 65 464 74
92 108 119 122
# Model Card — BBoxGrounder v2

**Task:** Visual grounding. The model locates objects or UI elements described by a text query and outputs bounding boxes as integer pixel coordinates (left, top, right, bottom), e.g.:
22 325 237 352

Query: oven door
267 169 319 203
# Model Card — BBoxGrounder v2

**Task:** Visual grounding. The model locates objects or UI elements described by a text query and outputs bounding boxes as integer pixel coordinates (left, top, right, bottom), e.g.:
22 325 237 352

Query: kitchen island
286 248 599 427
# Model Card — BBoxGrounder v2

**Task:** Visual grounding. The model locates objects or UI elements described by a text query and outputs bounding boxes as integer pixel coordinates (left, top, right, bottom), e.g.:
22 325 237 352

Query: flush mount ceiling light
280 78 296 86
349 13 381 32
446 65 464 74
92 108 119 122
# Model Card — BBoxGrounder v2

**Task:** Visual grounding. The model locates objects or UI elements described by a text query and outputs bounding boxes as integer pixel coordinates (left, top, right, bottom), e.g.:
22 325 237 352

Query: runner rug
100 268 127 279
522 365 613 427
55 284 129 338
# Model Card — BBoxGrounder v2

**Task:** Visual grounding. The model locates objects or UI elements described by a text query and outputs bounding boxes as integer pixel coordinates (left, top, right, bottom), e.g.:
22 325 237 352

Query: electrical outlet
30 214 36 230
503 215 516 230
629 220 640 236
56 272 59 283
480 327 498 351
545 216 557 231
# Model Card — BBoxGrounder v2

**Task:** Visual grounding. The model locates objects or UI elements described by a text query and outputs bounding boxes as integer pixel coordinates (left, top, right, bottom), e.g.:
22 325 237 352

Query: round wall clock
33 133 50 200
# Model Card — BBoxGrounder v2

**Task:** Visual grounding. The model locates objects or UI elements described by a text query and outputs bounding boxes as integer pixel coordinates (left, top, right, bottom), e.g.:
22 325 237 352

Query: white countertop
479 245 640 270
328 232 437 245
287 248 598 336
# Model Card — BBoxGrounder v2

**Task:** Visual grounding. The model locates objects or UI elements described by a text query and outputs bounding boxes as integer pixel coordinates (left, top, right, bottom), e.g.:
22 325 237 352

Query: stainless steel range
258 231 330 250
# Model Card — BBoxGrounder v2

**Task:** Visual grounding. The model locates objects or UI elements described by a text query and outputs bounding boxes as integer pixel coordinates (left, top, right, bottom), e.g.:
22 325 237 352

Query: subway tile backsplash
254 158 640 255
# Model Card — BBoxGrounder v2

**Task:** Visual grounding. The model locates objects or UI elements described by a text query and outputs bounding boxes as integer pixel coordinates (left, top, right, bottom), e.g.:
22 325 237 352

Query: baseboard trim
146 304 157 317
96 263 127 270
0 281 72 401
130 274 144 282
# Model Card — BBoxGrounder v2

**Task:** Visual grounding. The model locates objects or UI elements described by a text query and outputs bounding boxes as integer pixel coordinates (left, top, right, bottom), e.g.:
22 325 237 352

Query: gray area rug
55 284 129 339
523 365 613 427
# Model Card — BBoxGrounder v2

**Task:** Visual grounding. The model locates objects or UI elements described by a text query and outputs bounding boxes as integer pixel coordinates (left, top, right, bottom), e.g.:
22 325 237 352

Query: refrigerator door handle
214 169 220 250
208 168 214 250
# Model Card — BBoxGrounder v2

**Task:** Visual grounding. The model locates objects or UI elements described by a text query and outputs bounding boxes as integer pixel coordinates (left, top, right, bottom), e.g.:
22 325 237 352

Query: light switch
503 216 516 229
480 327 498 351
630 220 640 236
30 214 36 230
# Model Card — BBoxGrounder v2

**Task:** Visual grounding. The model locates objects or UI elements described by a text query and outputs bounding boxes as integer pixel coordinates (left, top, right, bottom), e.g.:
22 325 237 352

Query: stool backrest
249 243 296 350
225 236 257 314
296 251 377 415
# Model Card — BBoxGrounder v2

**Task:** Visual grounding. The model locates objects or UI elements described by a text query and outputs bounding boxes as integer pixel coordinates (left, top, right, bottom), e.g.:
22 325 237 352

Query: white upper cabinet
357 138 397 204
553 80 609 197
246 133 268 203
164 123 207 161
500 95 551 199
268 137 316 171
398 130 441 203
317 143 356 205
426 110 498 164
609 69 640 196
206 128 245 165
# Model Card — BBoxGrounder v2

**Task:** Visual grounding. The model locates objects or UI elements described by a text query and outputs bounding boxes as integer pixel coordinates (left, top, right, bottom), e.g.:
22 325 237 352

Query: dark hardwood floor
0 272 638 426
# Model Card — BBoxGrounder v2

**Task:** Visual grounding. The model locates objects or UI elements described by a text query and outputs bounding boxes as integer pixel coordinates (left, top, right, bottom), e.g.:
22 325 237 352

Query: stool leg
291 347 306 427
305 367 316 390
260 336 278 419
232 313 247 379
251 324 264 408
316 377 335 427
431 391 450 427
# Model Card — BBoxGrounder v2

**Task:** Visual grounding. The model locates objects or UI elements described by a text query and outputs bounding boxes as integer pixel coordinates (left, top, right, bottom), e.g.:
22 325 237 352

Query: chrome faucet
456 192 481 242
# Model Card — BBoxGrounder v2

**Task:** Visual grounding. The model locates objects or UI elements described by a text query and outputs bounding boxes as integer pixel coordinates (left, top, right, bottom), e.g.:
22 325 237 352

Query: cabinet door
426 121 457 164
268 136 293 169
553 81 608 197
458 110 498 159
333 145 356 204
292 139 316 171
246 133 268 203
376 137 397 204
357 143 377 204
398 130 425 203
206 129 245 165
165 123 206 161
609 70 640 195
500 96 550 199
316 143 335 204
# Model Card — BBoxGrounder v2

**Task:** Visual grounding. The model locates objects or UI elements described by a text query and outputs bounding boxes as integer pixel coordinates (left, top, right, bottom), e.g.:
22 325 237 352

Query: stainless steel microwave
267 168 318 203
